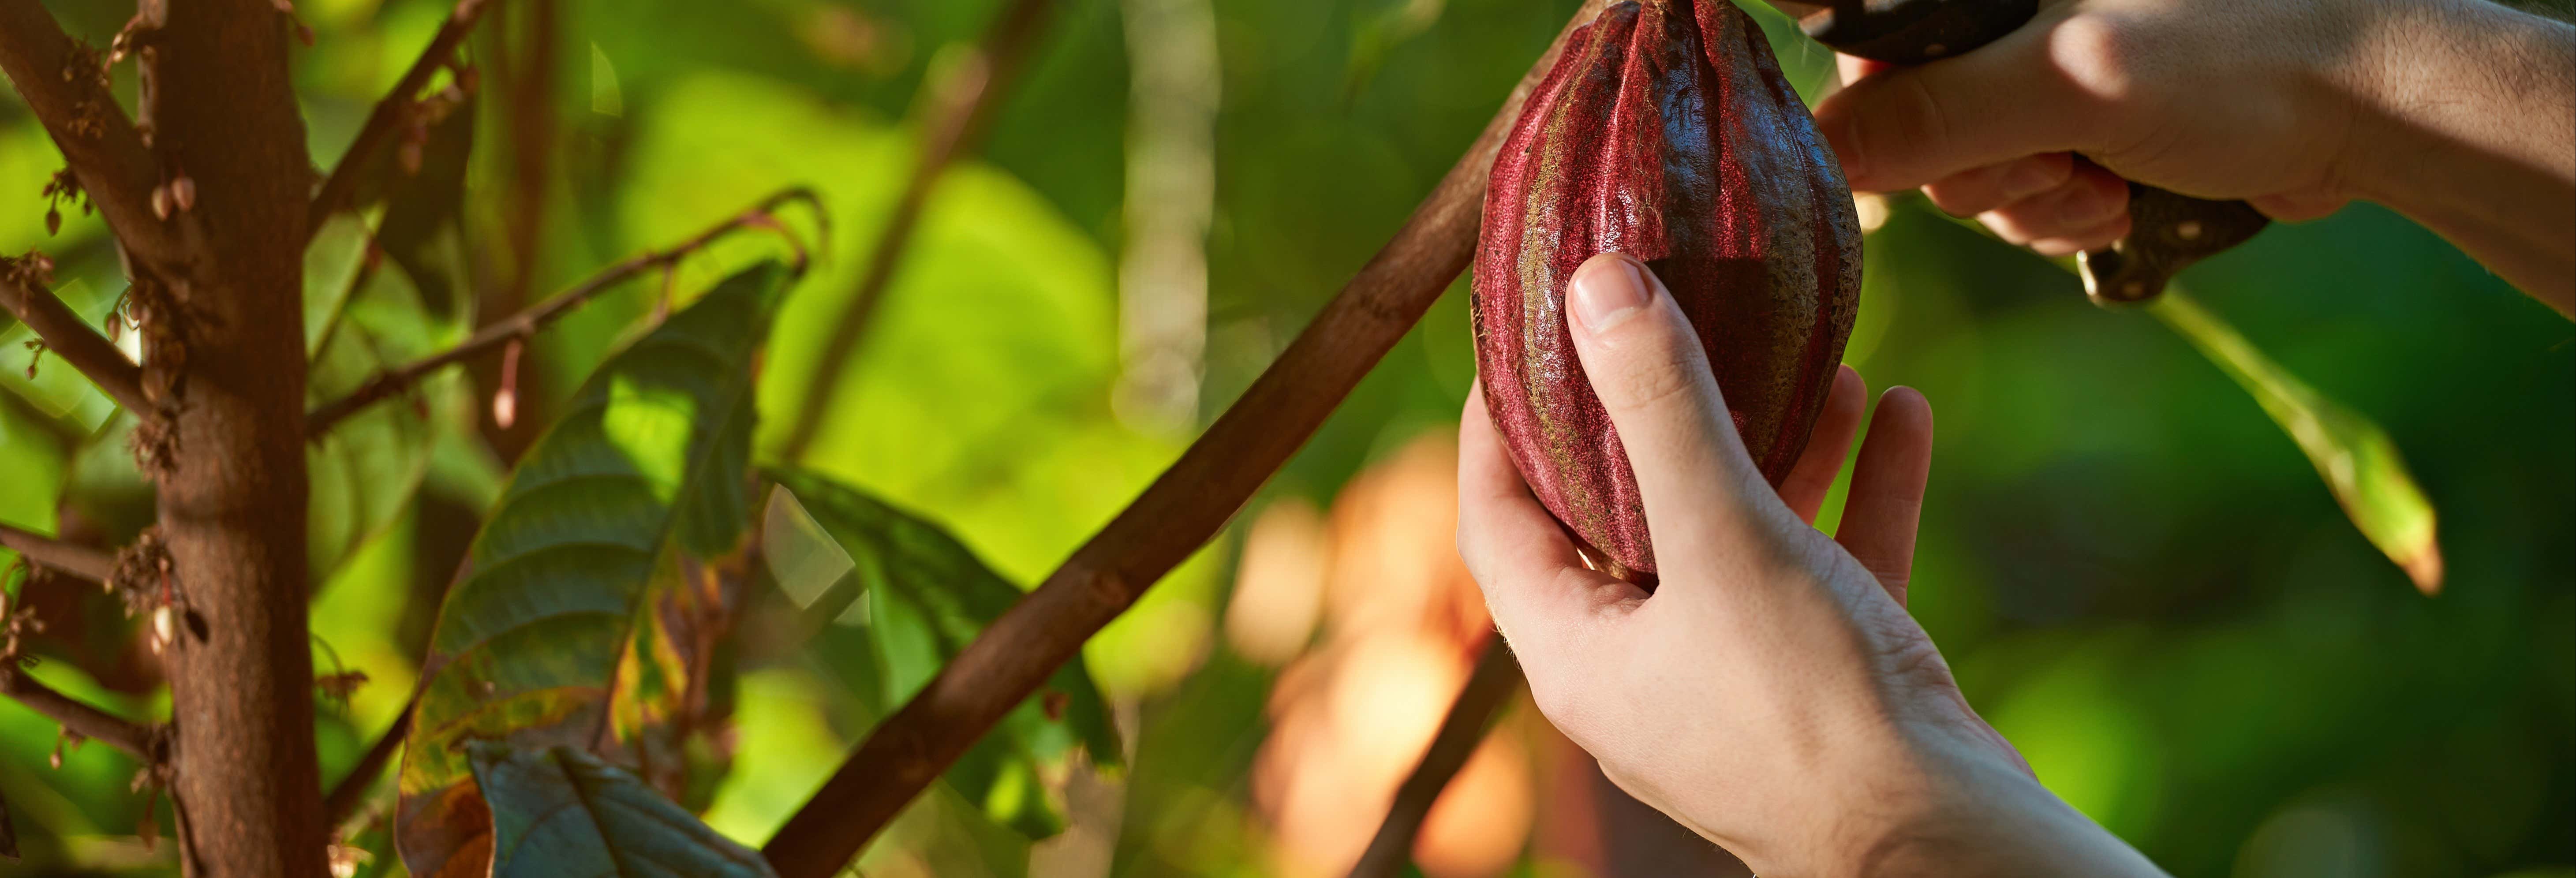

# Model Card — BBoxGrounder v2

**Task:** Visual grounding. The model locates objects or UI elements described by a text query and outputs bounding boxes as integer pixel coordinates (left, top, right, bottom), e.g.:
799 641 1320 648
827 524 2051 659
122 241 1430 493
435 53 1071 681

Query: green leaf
468 742 777 878
303 208 381 356
1912 202 2441 593
763 467 1121 839
306 229 470 585
2150 289 2442 592
396 262 790 877
0 276 124 433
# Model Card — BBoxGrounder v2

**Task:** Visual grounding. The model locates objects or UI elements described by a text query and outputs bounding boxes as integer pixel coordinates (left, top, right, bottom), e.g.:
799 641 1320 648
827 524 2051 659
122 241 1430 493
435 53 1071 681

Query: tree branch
0 0 196 274
0 523 115 583
305 0 497 235
303 187 823 437
1348 639 1522 878
322 695 411 827
757 4 1608 874
771 0 1055 462
0 266 151 416
0 665 160 761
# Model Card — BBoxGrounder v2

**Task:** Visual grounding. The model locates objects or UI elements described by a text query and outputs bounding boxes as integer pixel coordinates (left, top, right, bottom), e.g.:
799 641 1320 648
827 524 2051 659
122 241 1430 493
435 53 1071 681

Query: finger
1457 385 1641 652
1561 253 1789 576
1780 365 1865 524
1922 153 2074 217
2027 213 2134 257
1813 15 2110 192
1836 387 1935 605
1975 163 2130 244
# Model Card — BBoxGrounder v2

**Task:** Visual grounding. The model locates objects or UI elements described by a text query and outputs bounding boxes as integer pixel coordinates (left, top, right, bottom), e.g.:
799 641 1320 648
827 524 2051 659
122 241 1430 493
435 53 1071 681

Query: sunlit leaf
765 467 1120 840
0 276 123 433
2150 289 2442 593
396 263 790 876
1912 202 2441 593
624 74 1221 700
468 742 776 878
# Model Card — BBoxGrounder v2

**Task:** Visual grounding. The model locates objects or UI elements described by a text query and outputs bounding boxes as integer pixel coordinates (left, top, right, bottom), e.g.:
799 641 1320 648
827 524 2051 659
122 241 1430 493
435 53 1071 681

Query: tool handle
1798 0 2267 303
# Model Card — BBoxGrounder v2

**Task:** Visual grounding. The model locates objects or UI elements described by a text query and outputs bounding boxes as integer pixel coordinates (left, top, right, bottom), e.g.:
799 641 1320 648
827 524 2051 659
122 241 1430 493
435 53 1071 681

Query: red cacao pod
1471 0 1861 583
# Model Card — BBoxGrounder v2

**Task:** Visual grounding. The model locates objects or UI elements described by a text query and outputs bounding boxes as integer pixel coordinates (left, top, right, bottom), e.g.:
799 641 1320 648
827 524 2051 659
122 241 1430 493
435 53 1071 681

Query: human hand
1458 253 2167 876
1809 0 2426 255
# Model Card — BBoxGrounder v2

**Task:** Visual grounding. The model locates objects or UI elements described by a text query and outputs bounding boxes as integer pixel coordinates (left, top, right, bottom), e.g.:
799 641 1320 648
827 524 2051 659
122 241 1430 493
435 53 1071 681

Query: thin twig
303 187 824 437
0 0 196 273
322 695 412 828
0 665 160 760
0 269 150 417
304 0 496 236
1348 639 1523 878
756 4 1609 874
771 0 1055 462
0 523 115 583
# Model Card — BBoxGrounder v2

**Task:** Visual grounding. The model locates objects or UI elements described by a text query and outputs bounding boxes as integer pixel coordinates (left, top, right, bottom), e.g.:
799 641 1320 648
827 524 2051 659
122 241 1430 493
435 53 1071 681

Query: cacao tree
0 0 2563 876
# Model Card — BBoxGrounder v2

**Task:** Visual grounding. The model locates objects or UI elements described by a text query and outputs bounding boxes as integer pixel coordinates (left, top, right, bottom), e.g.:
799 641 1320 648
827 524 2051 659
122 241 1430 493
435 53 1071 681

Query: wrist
1810 742 2167 878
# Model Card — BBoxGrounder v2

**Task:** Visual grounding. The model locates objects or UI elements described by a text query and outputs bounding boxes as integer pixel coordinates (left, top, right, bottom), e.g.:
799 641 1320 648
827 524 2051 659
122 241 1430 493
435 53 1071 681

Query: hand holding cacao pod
1472 0 1861 583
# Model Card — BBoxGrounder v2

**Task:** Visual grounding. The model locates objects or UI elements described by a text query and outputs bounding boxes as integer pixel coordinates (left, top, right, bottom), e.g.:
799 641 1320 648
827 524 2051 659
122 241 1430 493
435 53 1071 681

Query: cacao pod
1471 0 1861 583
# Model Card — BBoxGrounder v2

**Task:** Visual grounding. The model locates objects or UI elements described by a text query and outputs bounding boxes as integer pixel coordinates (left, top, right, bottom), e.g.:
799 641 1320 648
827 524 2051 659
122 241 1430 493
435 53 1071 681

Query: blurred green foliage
0 0 2569 875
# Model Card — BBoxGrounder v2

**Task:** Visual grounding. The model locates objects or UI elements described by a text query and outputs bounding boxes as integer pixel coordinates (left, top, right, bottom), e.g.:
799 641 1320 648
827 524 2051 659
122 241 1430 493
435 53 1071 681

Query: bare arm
1813 0 2576 314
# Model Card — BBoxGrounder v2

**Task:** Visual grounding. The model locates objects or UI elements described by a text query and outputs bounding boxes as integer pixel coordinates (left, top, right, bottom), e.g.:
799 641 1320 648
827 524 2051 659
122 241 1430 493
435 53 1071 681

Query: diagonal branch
303 187 823 437
0 523 115 583
305 0 496 236
771 0 1056 462
1348 639 1523 878
0 665 161 760
0 265 150 416
757 4 1609 874
322 695 412 828
0 0 195 273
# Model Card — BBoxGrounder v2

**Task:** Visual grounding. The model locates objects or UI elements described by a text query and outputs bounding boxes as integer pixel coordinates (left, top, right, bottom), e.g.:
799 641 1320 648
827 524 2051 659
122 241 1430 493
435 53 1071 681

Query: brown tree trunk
141 0 328 874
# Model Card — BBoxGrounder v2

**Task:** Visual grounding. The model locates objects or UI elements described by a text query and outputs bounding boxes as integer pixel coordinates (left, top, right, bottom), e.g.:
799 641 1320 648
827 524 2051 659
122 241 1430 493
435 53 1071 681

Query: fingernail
2002 160 2059 199
1570 254 1653 333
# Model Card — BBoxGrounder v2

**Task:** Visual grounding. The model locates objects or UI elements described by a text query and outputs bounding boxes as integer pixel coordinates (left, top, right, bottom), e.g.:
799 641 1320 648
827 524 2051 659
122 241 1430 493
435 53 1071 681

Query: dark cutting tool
1767 0 2269 305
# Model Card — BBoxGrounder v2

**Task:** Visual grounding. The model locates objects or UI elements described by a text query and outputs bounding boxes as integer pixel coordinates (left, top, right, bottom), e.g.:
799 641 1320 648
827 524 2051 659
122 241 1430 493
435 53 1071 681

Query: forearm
2347 0 2576 312
1857 788 2169 877
1827 744 2169 878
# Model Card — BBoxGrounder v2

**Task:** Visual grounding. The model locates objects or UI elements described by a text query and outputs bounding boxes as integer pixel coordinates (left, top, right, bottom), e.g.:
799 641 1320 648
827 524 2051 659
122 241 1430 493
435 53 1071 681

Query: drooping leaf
2150 289 2442 592
468 742 776 878
1915 203 2442 593
396 262 789 877
625 74 1224 700
763 467 1120 840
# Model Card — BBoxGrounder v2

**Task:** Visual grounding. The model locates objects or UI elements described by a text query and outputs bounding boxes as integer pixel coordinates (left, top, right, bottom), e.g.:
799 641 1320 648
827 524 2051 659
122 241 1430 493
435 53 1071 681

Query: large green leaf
764 467 1120 840
469 742 777 878
622 73 1223 699
396 262 789 877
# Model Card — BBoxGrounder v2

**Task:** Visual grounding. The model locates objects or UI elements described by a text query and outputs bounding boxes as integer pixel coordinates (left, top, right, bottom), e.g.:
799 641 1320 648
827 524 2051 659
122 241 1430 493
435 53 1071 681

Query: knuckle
1923 175 2000 216
2046 13 2142 104
1593 329 1711 416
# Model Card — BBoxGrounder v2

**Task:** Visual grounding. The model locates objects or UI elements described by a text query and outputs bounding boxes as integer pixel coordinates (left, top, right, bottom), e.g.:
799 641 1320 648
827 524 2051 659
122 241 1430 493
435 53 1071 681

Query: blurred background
1 0 2570 875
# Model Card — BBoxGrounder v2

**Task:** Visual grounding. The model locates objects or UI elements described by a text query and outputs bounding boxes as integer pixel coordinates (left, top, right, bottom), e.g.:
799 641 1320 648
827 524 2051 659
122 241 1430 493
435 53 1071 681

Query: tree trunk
142 0 327 874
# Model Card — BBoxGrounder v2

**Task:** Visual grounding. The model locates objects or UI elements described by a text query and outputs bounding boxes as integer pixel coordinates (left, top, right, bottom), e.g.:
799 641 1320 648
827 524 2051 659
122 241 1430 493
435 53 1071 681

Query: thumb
1812 17 2113 193
1563 253 1790 576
